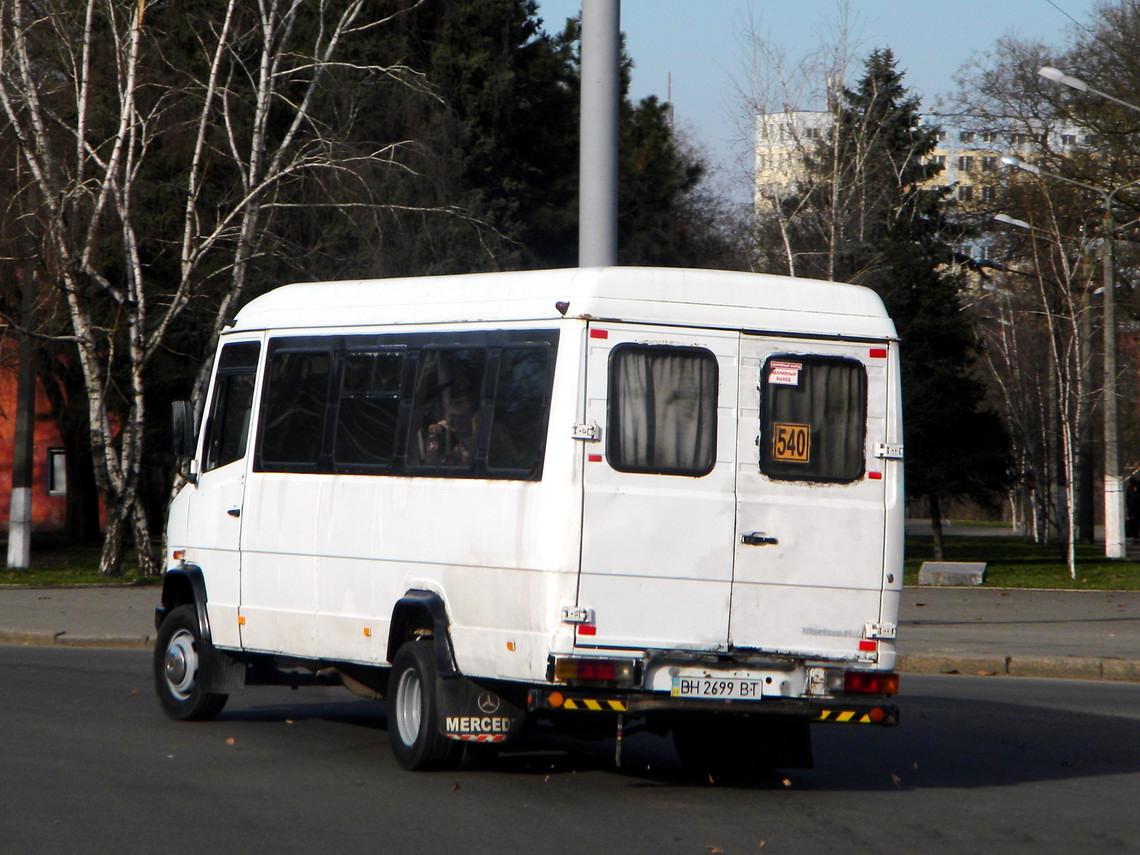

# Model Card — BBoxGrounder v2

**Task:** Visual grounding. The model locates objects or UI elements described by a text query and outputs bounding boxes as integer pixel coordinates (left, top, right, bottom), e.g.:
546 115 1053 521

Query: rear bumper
527 688 899 726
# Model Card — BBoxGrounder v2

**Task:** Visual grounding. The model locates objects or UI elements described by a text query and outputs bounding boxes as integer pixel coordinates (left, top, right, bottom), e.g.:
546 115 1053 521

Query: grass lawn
905 534 1140 590
3 535 1138 591
0 543 156 587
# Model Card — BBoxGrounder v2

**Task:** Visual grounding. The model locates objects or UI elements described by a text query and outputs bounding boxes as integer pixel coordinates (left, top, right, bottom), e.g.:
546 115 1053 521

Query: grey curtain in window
761 356 866 482
610 347 717 475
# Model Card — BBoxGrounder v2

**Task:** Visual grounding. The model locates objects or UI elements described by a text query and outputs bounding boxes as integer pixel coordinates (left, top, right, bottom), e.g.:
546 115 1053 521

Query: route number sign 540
773 422 810 463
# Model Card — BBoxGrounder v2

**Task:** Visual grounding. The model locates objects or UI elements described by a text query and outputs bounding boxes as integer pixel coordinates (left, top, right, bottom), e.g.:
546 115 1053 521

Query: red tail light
844 671 899 695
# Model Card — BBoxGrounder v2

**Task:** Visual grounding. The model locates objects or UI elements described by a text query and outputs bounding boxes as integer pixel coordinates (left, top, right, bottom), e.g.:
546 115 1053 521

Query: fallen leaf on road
226 737 236 746
891 773 902 788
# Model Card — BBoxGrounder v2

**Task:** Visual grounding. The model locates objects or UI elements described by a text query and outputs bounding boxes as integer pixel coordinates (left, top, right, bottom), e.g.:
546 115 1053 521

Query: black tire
153 604 228 722
387 640 462 771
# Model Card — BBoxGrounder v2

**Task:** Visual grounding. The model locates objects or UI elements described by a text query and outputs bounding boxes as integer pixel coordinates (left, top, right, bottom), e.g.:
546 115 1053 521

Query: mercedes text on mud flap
155 266 904 774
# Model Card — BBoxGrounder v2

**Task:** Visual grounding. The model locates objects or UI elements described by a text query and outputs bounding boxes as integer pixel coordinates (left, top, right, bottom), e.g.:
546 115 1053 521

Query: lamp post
1039 66 1140 117
1037 64 1140 557
1001 154 1138 557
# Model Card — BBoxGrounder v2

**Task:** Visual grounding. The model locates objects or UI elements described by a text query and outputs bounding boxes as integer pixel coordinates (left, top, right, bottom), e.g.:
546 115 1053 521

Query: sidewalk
0 583 1137 682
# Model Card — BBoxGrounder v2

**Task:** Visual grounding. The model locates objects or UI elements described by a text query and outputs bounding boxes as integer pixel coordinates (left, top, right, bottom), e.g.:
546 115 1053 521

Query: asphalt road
3 647 1139 855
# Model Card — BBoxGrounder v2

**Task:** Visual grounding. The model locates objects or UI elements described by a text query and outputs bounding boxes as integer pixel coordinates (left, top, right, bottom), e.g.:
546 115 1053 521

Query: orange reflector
869 347 888 358
172 550 185 561
237 616 246 626
363 627 372 637
506 641 516 651
548 691 565 708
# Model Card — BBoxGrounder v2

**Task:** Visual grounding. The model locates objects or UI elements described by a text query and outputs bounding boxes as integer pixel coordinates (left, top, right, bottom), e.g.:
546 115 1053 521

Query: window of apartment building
931 155 946 167
981 156 997 171
982 131 999 143
47 448 67 496
1062 134 1077 146
958 156 975 172
803 127 820 139
958 185 974 202
959 131 976 143
981 185 996 203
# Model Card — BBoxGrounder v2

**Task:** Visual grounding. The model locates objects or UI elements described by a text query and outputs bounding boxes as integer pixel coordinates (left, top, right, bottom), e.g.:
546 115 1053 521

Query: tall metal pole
1101 202 1125 558
579 0 620 267
7 265 36 568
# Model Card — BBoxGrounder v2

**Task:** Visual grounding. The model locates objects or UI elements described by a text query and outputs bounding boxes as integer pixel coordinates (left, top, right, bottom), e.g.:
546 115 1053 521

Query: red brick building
0 344 68 535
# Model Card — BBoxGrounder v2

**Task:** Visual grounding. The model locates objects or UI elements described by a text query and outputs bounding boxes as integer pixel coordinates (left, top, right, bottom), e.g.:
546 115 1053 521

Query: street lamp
1001 153 1139 558
1039 66 1140 117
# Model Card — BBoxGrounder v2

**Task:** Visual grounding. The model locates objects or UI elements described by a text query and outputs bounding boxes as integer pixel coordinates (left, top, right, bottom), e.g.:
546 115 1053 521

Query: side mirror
171 400 195 459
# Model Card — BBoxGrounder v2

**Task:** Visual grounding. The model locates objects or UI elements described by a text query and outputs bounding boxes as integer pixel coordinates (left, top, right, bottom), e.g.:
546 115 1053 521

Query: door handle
227 508 241 518
741 532 778 546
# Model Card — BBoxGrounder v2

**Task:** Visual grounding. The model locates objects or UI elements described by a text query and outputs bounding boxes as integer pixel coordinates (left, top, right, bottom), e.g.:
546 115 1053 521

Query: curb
897 653 1140 683
0 630 152 650
2 632 1137 683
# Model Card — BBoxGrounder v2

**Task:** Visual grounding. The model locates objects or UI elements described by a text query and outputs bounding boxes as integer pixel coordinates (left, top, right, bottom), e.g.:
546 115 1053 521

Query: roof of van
229 267 897 340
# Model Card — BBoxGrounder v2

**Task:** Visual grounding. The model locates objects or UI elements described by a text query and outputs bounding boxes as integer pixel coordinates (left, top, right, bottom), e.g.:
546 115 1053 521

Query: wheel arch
387 590 459 678
156 564 212 646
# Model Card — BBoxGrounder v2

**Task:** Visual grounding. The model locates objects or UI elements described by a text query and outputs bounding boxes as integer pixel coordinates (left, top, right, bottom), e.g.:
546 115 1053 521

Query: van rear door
577 323 738 651
730 335 895 659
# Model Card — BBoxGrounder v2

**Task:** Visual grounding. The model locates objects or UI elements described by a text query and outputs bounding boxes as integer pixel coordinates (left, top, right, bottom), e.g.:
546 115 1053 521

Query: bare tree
732 0 860 275
0 0 431 575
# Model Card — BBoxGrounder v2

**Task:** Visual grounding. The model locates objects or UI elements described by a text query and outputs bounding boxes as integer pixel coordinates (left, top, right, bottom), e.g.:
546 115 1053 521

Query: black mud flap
435 677 526 745
199 643 247 694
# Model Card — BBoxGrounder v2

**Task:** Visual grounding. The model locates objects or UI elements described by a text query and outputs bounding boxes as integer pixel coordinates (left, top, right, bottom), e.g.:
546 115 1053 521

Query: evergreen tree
796 49 1011 552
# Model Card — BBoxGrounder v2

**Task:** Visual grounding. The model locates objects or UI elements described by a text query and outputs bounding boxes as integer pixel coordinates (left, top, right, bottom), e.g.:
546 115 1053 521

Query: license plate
671 675 764 701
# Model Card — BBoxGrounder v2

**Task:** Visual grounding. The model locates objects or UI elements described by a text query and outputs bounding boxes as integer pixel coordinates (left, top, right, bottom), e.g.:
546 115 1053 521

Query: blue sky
536 0 1101 193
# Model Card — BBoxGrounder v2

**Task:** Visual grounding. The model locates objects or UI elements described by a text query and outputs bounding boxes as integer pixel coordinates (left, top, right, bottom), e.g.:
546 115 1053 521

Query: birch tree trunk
0 0 431 575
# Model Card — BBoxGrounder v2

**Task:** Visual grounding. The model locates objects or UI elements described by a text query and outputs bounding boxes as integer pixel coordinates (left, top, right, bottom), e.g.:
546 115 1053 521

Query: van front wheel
153 605 228 721
388 640 461 771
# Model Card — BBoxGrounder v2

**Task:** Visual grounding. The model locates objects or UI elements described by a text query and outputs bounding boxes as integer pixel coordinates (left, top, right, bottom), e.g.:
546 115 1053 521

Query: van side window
250 331 557 479
260 350 332 468
488 345 554 474
202 341 260 472
607 344 718 476
759 355 867 482
408 348 487 469
334 351 404 468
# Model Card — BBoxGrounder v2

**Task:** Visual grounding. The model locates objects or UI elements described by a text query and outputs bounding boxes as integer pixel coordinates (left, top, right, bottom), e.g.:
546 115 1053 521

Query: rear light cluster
552 657 638 686
843 670 900 695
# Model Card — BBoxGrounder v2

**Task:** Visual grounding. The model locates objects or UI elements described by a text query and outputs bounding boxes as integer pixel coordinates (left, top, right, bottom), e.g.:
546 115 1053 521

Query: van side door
187 338 262 650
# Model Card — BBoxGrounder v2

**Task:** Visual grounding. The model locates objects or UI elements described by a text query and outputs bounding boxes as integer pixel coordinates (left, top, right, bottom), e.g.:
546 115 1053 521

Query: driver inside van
424 397 477 466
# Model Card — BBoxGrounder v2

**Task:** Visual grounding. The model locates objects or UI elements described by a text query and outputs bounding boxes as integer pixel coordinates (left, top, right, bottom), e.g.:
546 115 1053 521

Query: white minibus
155 266 903 773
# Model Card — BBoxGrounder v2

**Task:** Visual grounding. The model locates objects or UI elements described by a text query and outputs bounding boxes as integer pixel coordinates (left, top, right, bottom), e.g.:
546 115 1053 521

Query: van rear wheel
153 605 228 721
388 640 462 771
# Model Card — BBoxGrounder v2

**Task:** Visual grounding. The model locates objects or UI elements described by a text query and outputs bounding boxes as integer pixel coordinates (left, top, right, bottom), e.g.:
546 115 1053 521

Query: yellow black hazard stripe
813 708 881 724
560 697 628 712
